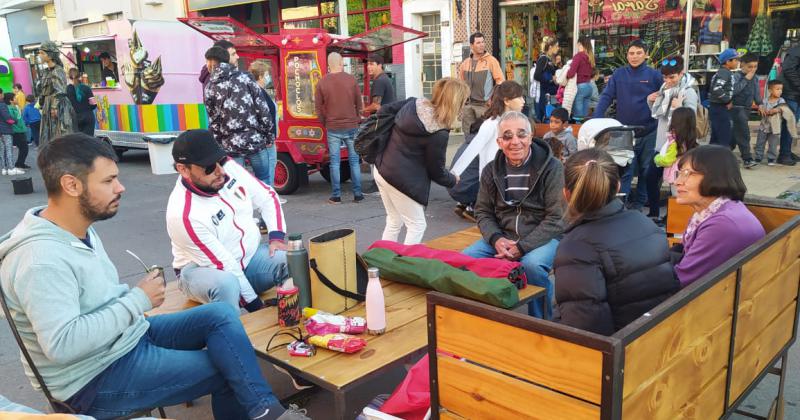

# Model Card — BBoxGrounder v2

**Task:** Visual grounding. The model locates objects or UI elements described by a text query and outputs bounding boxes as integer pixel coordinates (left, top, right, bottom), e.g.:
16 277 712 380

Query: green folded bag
362 248 519 309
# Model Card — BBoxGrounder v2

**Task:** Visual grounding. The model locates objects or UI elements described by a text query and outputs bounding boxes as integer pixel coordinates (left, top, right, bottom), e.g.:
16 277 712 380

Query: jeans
755 130 780 161
327 128 362 198
709 103 732 147
620 130 656 206
645 163 664 217
730 107 752 161
374 167 426 244
779 99 798 160
29 121 40 146
462 238 559 319
572 82 594 119
178 242 288 310
233 145 278 187
81 303 280 420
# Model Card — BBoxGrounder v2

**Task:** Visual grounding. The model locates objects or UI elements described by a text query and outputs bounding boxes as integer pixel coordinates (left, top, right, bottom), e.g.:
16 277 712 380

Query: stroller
576 118 642 167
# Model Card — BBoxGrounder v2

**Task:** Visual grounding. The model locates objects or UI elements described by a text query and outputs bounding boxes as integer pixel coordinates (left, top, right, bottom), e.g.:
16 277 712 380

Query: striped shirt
504 153 532 204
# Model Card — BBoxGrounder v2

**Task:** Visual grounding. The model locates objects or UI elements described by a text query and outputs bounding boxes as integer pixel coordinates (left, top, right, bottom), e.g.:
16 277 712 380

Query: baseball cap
172 129 227 167
717 48 741 64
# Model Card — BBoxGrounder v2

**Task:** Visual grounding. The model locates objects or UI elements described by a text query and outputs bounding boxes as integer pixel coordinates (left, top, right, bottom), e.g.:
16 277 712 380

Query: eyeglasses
201 159 225 175
500 130 531 141
661 58 678 67
675 168 701 181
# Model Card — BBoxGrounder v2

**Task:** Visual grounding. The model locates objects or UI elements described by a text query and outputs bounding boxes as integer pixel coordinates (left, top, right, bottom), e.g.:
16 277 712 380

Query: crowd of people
0 32 788 420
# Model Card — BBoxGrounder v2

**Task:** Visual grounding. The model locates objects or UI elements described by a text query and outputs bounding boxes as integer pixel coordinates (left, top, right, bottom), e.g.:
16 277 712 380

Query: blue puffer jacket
593 64 663 136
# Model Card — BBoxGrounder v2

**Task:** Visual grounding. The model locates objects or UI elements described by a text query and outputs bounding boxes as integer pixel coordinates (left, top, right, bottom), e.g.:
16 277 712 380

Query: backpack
695 103 710 139
354 98 411 163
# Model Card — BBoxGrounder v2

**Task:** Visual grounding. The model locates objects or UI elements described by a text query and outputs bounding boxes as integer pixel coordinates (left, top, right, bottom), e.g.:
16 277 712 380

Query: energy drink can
277 281 300 327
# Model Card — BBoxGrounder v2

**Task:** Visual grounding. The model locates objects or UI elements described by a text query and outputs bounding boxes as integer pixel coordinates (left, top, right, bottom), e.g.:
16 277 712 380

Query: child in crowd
588 70 601 113
730 53 761 168
647 107 699 221
0 93 18 175
756 80 789 166
23 94 41 147
708 48 742 148
543 107 577 161
8 94 29 170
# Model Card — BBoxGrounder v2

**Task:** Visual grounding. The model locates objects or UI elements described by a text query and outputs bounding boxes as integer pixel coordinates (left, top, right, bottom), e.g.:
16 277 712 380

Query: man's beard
195 179 223 194
79 191 121 222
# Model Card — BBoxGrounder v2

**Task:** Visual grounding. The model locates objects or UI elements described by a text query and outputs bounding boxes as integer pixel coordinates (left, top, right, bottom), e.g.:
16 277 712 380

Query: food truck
178 17 426 194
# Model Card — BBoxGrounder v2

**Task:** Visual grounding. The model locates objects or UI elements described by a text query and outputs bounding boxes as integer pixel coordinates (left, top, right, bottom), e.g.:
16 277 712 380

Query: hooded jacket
594 64 663 136
474 139 565 254
553 200 679 335
650 73 700 150
781 46 800 102
0 102 14 135
204 62 275 156
0 209 152 401
542 126 578 158
375 98 457 206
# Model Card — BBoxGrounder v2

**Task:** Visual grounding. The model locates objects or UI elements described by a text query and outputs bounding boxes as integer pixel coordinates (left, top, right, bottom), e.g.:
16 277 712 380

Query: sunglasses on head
500 130 530 141
661 58 678 67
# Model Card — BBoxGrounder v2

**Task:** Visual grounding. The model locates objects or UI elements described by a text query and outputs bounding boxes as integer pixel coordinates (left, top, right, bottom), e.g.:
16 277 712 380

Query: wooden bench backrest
666 197 800 240
428 293 613 420
621 208 800 419
533 123 582 139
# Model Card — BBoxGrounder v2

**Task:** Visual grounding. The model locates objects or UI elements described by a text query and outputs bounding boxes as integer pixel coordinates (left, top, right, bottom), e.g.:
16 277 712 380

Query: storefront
498 0 575 91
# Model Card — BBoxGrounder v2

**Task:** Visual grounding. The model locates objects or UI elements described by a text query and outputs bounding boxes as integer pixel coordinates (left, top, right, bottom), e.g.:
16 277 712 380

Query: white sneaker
1 169 6 175
279 198 287 204
8 168 24 175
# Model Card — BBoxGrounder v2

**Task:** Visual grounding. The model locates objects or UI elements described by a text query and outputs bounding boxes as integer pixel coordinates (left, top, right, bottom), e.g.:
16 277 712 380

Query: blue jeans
327 129 362 198
179 243 288 309
463 238 559 319
709 103 732 148
233 145 278 187
620 130 656 206
82 303 279 419
572 82 594 119
779 99 798 160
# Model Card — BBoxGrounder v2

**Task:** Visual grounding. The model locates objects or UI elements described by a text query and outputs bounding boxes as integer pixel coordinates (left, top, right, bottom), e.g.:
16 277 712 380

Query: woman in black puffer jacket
553 149 678 335
374 77 469 244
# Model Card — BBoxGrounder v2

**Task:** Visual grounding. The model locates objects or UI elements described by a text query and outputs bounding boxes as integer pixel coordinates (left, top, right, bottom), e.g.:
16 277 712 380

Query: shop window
73 40 117 88
368 11 391 29
348 14 366 35
347 0 363 12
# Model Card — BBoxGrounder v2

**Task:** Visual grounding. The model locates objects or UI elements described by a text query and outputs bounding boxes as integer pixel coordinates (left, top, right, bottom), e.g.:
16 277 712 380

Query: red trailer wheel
274 152 300 195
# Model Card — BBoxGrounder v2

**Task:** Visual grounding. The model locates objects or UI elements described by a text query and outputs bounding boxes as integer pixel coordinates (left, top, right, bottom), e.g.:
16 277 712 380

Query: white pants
373 167 427 244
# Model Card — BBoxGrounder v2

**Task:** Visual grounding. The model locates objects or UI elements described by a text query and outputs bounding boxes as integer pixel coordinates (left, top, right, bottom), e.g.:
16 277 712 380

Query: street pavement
0 137 798 419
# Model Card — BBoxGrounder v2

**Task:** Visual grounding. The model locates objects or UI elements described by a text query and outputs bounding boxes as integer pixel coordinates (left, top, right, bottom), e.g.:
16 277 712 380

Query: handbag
308 229 366 314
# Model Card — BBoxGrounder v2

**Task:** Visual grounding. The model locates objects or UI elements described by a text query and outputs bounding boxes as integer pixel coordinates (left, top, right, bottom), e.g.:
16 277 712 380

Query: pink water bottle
366 267 386 335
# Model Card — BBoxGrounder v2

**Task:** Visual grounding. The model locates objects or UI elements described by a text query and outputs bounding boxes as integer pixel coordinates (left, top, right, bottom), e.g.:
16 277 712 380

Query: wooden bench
533 123 581 139
427 197 800 419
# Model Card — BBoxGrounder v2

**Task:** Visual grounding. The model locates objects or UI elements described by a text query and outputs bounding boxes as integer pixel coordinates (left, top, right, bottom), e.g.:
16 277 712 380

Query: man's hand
647 92 659 103
670 95 683 109
726 102 733 110
269 240 288 256
453 173 460 184
745 68 757 80
137 270 165 308
494 237 517 260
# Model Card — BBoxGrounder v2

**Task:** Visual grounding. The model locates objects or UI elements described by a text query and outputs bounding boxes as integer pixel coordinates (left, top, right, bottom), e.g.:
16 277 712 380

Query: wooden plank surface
729 302 797 403
623 273 736 400
734 260 800 354
435 306 603 404
740 236 789 300
425 226 482 251
675 369 727 420
437 356 600 420
747 206 800 234
783 226 800 270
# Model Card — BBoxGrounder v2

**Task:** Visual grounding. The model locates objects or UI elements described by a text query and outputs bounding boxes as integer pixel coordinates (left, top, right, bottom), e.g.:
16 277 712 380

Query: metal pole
683 0 694 73
573 0 580 54
465 0 471 39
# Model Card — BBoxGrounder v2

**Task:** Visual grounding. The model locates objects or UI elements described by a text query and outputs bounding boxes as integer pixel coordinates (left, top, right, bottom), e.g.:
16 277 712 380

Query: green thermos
286 234 312 310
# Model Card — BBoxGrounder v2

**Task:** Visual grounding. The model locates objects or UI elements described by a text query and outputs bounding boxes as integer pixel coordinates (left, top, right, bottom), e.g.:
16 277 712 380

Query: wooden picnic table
240 227 546 419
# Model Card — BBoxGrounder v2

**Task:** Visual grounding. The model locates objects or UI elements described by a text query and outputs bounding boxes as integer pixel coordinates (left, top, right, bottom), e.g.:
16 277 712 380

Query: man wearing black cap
166 129 288 313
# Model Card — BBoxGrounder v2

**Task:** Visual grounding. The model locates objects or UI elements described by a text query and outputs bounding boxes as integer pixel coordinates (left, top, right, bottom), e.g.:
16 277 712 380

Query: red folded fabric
368 240 527 287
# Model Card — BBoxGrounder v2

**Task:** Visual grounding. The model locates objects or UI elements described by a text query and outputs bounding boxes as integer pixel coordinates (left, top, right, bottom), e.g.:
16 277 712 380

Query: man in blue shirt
593 40 663 210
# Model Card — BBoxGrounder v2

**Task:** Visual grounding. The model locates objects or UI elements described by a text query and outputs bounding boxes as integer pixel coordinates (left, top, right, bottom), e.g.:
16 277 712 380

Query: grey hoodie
542 126 578 158
0 208 151 400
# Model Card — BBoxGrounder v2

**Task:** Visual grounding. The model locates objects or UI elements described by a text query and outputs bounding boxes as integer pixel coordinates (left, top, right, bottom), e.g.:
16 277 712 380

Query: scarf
684 197 731 241
651 74 697 120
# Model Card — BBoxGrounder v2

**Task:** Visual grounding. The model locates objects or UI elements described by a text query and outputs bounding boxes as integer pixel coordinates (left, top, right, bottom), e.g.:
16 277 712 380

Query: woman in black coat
66 68 97 136
553 149 679 335
374 77 468 244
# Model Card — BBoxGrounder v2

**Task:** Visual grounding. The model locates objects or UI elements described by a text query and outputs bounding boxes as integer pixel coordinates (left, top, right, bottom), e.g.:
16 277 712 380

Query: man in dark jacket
708 49 744 148
463 111 564 318
594 39 662 210
203 46 275 184
777 46 800 166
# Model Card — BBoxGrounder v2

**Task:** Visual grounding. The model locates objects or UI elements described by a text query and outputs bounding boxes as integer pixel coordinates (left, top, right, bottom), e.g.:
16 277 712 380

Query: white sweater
451 118 500 176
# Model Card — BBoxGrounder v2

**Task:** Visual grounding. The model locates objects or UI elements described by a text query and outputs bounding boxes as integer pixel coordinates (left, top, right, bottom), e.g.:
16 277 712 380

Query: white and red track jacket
166 158 286 305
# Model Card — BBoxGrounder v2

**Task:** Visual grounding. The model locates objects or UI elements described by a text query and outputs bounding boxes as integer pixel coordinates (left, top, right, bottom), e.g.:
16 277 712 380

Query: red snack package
307 334 367 354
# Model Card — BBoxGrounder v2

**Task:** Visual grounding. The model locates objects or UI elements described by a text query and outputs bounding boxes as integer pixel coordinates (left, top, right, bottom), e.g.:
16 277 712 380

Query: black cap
172 129 227 167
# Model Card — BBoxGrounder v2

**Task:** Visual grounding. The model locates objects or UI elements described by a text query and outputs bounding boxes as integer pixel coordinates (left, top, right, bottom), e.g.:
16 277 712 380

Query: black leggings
76 111 96 137
12 132 28 168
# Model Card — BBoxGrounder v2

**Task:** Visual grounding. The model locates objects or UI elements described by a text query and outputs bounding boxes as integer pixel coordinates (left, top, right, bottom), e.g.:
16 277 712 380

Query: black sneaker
777 157 797 166
20 164 31 169
354 194 364 203
743 160 757 169
626 202 644 211
328 196 341 204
